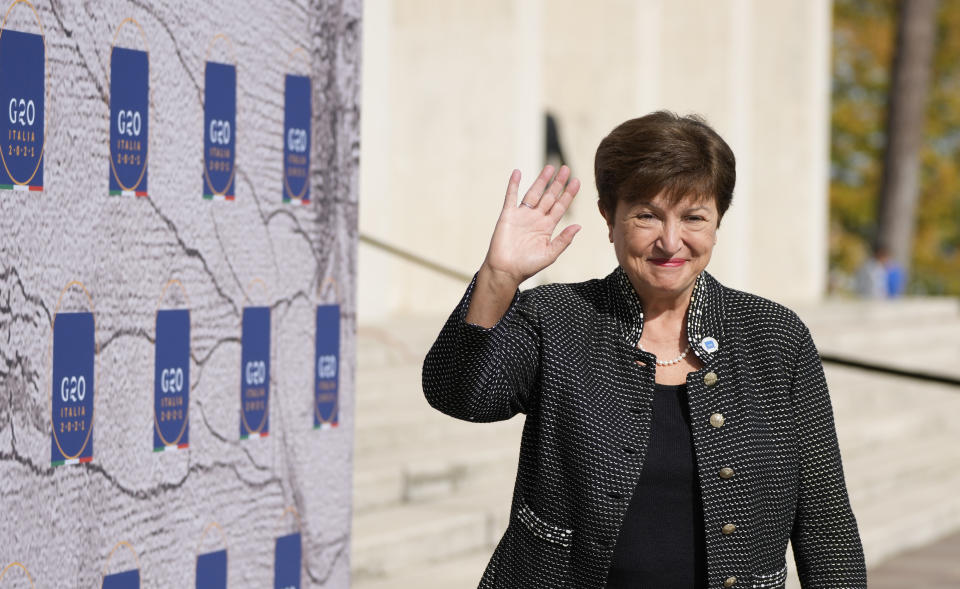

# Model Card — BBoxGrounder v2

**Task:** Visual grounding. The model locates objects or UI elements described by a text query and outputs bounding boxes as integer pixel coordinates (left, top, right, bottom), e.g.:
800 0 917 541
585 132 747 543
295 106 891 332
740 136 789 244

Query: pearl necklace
638 342 691 366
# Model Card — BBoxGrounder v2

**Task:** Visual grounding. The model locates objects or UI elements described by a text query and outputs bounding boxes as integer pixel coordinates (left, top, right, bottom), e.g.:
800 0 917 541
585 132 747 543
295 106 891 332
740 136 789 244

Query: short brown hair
594 111 736 222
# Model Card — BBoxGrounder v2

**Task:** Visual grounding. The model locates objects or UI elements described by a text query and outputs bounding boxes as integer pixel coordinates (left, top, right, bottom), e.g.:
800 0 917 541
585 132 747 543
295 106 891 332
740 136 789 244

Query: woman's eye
685 215 706 222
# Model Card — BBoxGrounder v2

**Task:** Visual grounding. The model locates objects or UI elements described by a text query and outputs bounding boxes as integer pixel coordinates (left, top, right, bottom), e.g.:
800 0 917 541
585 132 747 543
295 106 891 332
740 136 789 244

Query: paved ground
869 529 960 588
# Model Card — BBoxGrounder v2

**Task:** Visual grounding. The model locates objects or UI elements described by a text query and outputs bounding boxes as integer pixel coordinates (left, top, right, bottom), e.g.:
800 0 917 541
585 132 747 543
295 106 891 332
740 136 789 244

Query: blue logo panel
240 307 270 438
274 533 301 589
203 61 236 200
282 74 310 204
51 312 95 465
109 46 149 196
0 29 44 190
154 309 190 450
314 305 340 428
196 549 227 589
102 569 139 589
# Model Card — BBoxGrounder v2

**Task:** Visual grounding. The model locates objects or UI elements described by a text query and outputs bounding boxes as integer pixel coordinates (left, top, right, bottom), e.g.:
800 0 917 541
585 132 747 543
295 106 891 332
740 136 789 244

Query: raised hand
466 165 581 328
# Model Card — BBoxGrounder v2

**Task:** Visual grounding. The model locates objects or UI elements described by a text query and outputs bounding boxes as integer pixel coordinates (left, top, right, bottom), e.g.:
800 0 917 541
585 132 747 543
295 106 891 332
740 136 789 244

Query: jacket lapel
605 266 726 364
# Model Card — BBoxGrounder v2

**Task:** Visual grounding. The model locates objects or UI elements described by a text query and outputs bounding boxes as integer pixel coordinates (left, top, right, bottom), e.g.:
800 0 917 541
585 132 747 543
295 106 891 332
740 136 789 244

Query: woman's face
601 191 719 303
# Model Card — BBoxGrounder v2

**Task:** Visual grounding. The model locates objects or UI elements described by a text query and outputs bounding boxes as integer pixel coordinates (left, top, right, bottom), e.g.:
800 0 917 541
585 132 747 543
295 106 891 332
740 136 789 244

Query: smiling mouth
649 258 686 267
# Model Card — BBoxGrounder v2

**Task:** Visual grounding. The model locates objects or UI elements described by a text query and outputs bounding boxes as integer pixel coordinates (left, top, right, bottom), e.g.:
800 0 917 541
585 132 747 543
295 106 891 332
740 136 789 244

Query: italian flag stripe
52 456 92 466
1 184 43 191
154 443 189 452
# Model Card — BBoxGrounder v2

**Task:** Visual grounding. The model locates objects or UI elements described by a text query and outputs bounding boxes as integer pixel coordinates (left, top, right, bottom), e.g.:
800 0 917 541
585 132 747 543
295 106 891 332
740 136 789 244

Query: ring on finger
519 201 536 209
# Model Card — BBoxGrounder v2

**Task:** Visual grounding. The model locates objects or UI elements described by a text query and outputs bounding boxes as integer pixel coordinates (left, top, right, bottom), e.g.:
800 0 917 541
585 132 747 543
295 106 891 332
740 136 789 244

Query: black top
605 383 708 588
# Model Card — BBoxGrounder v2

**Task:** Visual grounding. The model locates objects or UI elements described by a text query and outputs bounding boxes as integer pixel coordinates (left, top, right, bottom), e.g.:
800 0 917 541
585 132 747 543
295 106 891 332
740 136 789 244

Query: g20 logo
209 119 231 145
51 309 95 465
245 360 266 386
8 98 36 126
317 354 336 380
116 109 142 136
286 128 307 153
160 367 184 393
60 375 87 402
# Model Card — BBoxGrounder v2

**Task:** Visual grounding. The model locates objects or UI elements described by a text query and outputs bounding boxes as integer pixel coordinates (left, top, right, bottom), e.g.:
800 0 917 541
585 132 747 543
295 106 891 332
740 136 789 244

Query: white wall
359 0 833 321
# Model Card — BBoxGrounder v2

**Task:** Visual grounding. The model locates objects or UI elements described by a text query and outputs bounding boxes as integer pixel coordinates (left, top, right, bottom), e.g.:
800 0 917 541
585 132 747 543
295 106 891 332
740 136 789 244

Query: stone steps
353 403 521 455
795 297 959 328
352 549 492 589
353 435 520 512
351 475 513 583
825 363 960 566
805 302 960 379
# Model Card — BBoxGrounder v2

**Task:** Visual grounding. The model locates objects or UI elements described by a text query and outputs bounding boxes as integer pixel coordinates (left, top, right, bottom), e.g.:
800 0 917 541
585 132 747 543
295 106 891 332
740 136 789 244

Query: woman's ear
598 201 614 243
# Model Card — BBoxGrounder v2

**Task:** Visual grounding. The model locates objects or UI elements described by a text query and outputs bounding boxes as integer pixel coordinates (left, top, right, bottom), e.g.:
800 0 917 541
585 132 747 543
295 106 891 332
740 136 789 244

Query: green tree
830 0 960 294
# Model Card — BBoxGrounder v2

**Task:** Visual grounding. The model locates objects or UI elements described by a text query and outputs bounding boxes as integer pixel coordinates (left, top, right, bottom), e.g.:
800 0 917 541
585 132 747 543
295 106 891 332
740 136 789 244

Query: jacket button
723 576 737 587
703 371 718 386
709 413 725 428
718 467 735 479
722 523 737 535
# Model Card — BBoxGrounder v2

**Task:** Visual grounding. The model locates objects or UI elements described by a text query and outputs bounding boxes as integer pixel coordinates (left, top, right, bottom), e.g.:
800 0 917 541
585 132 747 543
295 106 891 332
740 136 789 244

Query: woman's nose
656 221 682 252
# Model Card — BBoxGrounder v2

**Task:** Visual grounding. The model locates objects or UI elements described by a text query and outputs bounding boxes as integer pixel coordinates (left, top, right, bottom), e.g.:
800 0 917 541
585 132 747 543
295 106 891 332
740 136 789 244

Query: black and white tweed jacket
423 267 866 589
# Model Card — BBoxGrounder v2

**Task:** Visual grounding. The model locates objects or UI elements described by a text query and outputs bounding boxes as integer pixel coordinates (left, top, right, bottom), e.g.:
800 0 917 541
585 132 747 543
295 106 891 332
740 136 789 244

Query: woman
422 112 866 588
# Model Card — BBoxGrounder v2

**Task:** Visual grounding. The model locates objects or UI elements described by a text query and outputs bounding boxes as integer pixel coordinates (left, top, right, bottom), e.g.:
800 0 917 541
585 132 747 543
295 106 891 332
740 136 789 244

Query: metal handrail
359 233 472 282
818 353 960 387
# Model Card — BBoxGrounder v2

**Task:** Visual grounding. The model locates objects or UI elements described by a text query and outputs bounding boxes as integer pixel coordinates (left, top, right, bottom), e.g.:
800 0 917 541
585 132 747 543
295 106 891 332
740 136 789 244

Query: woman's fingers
501 166 579 267
519 165 555 208
501 169 522 212
547 224 581 261
548 176 581 221
536 165 571 212
487 164 580 281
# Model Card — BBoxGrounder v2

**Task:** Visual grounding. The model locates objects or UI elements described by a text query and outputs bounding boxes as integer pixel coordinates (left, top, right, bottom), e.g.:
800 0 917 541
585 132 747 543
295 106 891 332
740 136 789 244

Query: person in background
855 245 889 299
884 252 906 298
856 245 905 298
423 111 866 588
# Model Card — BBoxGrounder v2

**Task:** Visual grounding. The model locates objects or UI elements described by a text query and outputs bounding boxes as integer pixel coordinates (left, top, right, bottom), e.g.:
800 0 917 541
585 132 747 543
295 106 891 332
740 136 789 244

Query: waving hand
467 165 581 327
